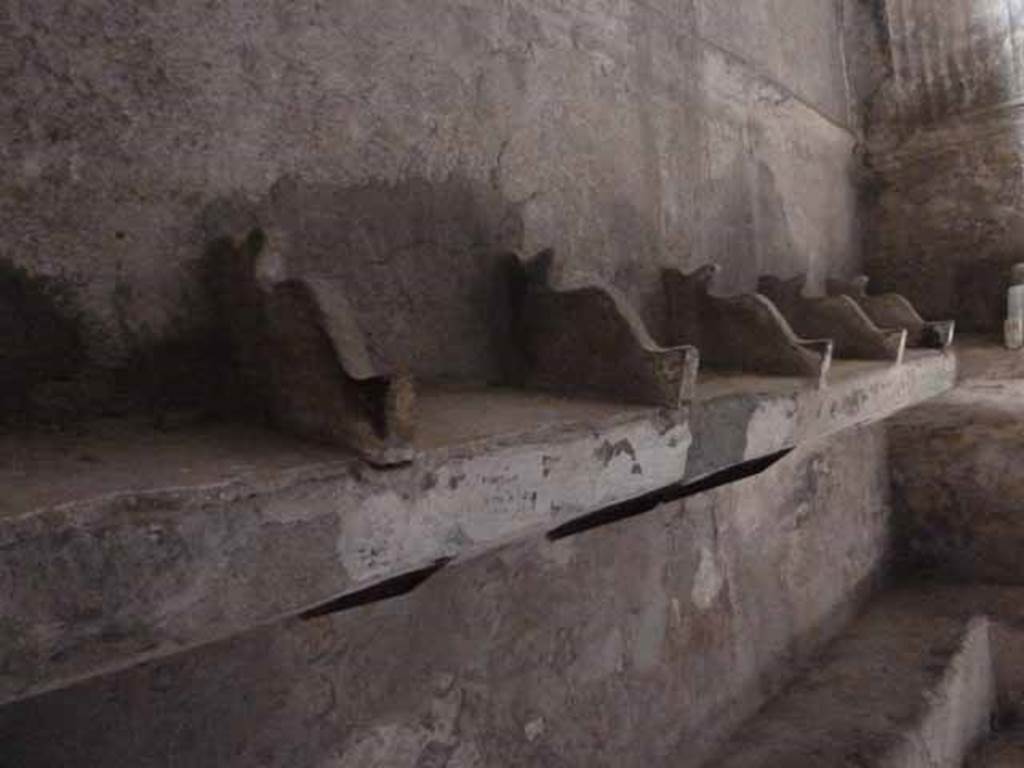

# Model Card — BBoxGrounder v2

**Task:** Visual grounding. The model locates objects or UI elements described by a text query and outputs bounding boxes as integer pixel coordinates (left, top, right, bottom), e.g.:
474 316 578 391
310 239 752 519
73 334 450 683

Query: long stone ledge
0 350 956 706
0 387 690 707
688 348 955 480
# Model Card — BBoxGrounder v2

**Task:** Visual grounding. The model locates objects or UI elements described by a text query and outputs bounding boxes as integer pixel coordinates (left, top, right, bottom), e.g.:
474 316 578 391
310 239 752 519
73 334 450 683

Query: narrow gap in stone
300 558 451 620
546 448 794 541
301 450 794 618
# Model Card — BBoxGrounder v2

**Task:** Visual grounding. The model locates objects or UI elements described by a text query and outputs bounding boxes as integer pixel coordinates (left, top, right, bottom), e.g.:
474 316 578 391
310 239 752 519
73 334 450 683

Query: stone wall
2 0 859 375
0 5 882 765
888 380 1024 584
852 0 1024 331
0 424 892 768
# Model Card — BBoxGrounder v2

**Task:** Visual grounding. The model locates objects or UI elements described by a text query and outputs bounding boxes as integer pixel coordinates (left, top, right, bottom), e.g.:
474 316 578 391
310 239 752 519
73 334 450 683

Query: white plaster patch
335 413 690 583
670 597 684 629
691 545 723 611
632 600 667 672
448 741 485 767
705 116 746 180
331 724 423 768
744 397 798 460
337 491 428 582
524 717 545 742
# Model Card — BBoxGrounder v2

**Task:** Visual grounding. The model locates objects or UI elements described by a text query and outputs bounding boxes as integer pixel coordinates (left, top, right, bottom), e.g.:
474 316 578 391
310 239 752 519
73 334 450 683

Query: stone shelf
0 386 691 707
0 350 956 707
687 348 956 480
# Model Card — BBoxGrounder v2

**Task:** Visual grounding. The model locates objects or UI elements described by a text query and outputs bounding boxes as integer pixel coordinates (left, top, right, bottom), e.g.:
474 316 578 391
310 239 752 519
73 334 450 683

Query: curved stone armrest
515 250 698 407
826 275 956 349
760 275 907 363
662 265 832 386
214 229 415 466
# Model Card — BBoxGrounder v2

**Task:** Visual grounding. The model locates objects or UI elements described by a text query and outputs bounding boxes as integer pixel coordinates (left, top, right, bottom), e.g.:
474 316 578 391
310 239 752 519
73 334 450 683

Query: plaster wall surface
851 0 1024 331
0 424 891 768
2 0 858 374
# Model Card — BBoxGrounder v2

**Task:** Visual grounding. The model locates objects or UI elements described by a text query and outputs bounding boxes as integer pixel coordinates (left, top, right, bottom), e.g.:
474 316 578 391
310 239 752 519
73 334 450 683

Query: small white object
1009 284 1024 317
1006 274 1024 350
1006 318 1024 350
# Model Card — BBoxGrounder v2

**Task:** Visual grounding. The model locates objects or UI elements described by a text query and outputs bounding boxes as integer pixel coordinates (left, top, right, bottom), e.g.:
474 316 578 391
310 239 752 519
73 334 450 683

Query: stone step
704 585 1024 768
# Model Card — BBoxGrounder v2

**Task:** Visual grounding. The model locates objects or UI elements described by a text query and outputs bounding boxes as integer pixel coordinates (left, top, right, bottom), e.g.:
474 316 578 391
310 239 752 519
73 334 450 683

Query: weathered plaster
0 424 892 768
1 0 859 368
0 351 954 707
0 396 691 706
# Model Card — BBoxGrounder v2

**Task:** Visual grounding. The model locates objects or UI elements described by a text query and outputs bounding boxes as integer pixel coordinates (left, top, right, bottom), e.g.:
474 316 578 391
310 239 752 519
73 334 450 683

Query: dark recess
0 259 86 424
300 558 452 620
548 448 794 540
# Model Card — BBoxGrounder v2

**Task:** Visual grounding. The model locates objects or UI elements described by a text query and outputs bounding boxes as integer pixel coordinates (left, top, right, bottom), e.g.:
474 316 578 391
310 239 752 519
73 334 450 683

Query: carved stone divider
760 275 907 364
826 275 955 349
212 229 416 466
515 249 698 408
663 265 832 386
